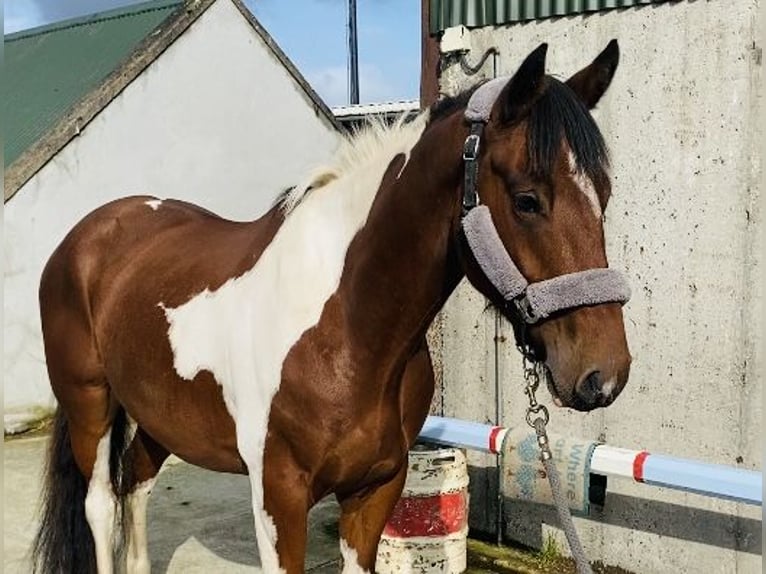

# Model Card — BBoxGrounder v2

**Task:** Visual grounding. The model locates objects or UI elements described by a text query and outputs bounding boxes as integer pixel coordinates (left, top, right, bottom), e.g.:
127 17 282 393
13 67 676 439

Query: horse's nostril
574 370 618 410
584 370 602 396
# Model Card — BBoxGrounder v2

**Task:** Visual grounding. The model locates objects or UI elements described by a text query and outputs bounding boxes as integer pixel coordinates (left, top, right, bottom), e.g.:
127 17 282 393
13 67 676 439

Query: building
332 100 421 132
4 0 341 432
422 1 762 573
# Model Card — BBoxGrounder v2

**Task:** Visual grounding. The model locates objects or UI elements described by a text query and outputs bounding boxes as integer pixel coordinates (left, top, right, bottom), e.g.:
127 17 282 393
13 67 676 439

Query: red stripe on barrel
488 426 503 453
633 451 650 482
383 492 467 537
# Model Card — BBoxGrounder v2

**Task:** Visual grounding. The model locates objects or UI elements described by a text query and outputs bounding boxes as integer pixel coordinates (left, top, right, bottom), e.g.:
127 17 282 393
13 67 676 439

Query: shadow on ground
147 461 342 573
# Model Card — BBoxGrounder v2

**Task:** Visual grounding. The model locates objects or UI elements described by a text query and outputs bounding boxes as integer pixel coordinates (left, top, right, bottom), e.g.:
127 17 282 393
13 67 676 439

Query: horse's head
457 41 631 411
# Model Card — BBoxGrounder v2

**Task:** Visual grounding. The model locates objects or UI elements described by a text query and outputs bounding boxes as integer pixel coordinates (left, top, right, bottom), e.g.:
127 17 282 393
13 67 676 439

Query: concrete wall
431 1 762 572
3 0 339 430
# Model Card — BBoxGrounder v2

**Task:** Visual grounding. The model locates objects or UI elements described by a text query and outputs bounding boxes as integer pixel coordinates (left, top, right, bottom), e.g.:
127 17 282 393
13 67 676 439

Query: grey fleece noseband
460 79 631 324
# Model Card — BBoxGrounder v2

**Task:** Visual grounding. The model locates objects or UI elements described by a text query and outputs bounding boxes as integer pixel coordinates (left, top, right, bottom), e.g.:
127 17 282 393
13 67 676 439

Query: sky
4 0 421 107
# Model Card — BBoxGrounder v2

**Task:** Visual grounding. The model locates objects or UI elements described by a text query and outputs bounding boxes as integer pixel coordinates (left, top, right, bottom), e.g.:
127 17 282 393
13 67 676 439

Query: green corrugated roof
3 0 183 167
430 0 674 33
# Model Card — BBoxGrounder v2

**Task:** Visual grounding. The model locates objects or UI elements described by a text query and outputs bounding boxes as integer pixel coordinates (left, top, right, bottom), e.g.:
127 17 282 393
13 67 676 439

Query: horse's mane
278 111 429 214
428 85 481 123
528 77 610 191
278 74 609 214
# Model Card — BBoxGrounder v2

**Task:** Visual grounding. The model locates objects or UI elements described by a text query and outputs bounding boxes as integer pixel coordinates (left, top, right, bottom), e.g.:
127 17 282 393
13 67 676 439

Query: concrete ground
4 434 342 573
5 433 584 574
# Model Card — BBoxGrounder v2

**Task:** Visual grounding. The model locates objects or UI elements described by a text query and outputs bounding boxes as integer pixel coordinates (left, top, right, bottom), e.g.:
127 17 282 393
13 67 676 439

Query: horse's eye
513 193 541 214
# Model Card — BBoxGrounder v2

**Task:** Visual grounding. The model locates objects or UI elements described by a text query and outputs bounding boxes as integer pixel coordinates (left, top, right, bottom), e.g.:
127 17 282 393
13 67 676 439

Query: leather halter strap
459 79 631 324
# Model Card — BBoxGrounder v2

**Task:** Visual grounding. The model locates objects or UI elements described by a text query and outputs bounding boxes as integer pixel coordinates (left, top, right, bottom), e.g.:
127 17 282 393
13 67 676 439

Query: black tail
31 407 134 573
32 408 96 573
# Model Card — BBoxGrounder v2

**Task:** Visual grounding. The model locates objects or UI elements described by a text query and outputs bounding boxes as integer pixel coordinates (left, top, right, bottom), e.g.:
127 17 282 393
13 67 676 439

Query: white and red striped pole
418 416 762 506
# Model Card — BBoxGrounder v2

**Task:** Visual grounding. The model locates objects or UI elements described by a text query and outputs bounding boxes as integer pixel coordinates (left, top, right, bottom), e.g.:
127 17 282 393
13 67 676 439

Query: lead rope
520 351 594 574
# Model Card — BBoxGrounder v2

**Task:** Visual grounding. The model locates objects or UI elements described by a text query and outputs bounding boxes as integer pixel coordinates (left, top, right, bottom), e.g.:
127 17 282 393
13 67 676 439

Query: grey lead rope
523 359 592 574
532 417 594 574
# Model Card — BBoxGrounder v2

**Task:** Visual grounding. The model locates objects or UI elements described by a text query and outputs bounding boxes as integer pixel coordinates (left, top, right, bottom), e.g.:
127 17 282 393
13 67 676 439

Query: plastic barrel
376 445 469 573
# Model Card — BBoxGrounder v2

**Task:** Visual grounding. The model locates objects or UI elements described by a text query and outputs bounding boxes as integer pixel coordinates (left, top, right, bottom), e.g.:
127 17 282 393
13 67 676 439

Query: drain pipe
489 48 502 547
494 310 504 545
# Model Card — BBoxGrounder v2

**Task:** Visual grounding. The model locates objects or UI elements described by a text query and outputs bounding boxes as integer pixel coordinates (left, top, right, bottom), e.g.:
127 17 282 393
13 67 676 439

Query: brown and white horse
33 42 630 573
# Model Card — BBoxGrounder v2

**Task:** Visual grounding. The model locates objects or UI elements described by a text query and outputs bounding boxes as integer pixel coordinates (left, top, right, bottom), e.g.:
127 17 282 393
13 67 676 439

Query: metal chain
519 339 593 574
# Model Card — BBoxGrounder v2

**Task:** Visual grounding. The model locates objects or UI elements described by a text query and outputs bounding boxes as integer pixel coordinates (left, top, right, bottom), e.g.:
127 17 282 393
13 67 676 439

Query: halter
460 78 631 324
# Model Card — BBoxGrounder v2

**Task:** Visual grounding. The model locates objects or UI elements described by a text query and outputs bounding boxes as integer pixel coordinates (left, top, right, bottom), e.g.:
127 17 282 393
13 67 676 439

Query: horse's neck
339 114 466 360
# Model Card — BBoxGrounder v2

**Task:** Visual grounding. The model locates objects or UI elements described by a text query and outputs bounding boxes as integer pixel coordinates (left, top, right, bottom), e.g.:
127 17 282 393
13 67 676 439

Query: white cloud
5 2 46 33
307 66 348 107
307 63 403 107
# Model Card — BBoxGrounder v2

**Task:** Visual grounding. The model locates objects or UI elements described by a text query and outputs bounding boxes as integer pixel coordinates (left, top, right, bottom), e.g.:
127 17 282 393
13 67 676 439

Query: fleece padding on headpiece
462 206 528 300
465 77 511 123
462 206 630 322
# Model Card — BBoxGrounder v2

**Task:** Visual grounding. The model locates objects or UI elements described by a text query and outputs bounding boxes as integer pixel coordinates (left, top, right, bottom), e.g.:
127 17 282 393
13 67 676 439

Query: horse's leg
337 466 408 573
123 426 170 574
242 435 310 574
337 342 436 572
84 427 117 574
58 384 119 574
38 256 125 573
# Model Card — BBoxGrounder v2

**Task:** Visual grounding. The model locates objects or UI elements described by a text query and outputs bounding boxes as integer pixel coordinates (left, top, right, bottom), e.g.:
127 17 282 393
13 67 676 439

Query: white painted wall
3 0 339 430
433 1 762 572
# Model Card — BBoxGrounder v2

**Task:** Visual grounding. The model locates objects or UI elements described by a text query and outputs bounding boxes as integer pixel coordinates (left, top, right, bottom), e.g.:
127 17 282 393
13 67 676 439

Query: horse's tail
32 406 134 573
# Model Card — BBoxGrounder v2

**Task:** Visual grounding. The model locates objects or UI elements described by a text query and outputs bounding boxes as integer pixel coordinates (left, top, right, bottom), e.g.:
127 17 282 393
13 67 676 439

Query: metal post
494 310 504 545
348 0 359 104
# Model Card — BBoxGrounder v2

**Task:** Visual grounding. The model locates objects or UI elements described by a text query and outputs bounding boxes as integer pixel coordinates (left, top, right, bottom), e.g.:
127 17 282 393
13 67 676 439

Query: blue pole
419 416 500 452
641 454 762 506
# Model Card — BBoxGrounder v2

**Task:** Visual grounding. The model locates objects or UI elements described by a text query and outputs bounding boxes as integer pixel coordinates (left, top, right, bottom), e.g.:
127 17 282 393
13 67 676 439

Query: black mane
428 77 610 190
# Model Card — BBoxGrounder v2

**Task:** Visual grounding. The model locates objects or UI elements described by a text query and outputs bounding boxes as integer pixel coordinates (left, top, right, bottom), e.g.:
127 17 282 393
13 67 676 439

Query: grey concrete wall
431 1 763 572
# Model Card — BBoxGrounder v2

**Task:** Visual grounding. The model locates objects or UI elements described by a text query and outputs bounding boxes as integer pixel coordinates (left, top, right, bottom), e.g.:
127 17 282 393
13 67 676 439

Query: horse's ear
497 43 548 125
566 39 619 109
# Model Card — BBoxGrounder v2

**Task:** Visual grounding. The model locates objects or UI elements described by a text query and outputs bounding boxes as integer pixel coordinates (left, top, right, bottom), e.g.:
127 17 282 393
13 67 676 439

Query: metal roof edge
228 0 343 133
4 0 183 42
4 0 217 202
332 100 421 119
428 0 674 34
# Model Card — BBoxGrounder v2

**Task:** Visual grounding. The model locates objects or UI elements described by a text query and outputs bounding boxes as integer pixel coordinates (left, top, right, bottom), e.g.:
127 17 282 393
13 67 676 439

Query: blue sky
4 0 421 106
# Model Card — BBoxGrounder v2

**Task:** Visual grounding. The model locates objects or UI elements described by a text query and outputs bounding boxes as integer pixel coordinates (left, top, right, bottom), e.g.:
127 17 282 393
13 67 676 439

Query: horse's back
41 194 278 310
42 195 220 287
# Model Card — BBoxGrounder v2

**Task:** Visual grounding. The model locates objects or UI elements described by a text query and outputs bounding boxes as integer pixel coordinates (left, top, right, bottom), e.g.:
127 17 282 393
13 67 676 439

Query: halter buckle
462 134 481 161
514 295 540 324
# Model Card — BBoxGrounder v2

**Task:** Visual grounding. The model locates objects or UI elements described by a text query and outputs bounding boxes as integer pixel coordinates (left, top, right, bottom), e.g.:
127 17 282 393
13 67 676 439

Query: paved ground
4 434 342 573
5 433 575 574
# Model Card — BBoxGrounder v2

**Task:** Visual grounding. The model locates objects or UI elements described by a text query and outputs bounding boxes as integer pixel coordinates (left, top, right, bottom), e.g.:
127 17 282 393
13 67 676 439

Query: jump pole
418 416 762 507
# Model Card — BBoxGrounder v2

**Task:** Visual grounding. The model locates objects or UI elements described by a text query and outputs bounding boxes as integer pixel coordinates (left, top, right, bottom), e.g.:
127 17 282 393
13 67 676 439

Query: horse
32 41 631 573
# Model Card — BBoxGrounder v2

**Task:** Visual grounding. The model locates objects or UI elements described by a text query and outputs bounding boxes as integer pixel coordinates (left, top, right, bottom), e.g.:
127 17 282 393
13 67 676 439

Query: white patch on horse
601 378 616 399
145 199 163 211
340 539 370 574
126 478 155 574
567 150 601 218
160 113 427 573
84 428 116 574
126 413 138 444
